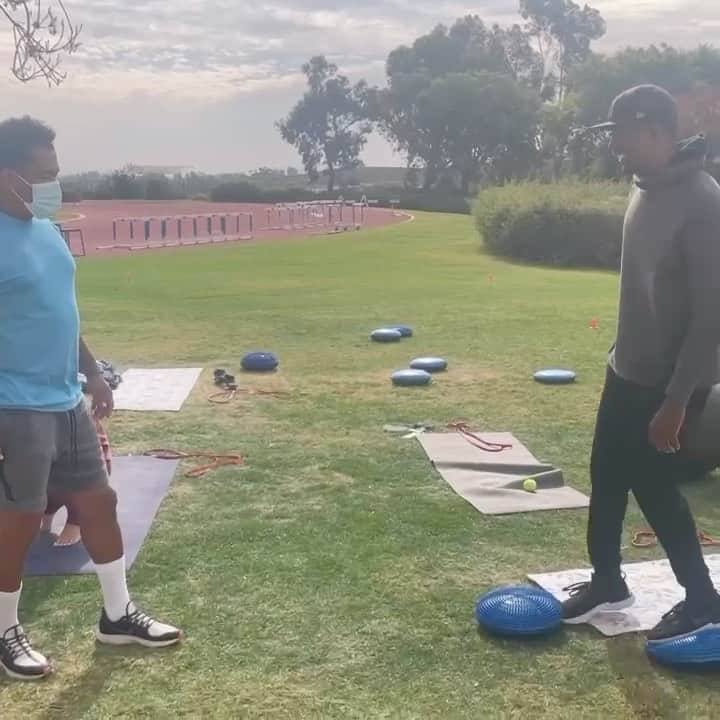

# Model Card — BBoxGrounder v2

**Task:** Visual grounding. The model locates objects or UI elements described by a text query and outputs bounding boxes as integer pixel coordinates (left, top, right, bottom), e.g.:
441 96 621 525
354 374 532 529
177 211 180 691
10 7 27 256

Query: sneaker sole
0 658 52 681
646 621 720 644
94 628 183 648
563 595 635 625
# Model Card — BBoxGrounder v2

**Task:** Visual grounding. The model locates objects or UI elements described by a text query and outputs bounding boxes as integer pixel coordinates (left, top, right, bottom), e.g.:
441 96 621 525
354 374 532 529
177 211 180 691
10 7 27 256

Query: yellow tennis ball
523 478 537 493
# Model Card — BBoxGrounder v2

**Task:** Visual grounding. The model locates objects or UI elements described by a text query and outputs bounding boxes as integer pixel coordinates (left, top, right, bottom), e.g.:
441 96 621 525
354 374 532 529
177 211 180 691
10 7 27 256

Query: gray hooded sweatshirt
610 135 720 406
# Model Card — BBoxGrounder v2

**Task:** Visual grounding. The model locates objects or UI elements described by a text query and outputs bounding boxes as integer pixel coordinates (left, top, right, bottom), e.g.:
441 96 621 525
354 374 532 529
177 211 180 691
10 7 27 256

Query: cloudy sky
1 0 717 173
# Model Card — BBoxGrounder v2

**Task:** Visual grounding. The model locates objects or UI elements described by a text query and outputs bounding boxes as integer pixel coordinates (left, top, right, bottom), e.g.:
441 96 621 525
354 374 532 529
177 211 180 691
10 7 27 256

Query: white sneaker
95 603 183 648
0 625 52 681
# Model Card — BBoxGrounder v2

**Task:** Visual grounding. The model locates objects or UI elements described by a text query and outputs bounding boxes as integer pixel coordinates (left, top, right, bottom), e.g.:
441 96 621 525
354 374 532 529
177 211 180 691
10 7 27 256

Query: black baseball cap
582 84 679 134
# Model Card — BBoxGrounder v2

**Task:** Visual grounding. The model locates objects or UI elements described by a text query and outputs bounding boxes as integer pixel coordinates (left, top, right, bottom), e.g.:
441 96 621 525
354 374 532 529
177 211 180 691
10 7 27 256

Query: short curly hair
0 115 56 170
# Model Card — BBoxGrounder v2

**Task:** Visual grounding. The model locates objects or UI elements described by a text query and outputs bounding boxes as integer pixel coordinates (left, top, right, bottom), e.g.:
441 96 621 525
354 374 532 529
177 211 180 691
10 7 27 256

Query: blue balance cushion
534 369 576 385
410 357 448 373
646 626 720 666
475 585 563 637
391 369 432 387
241 351 279 372
371 328 402 343
389 325 413 337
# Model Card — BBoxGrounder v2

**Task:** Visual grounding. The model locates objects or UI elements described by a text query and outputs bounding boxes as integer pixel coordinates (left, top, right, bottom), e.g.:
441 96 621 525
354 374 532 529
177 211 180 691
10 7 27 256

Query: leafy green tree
379 16 542 189
277 56 372 192
415 72 539 192
520 0 606 101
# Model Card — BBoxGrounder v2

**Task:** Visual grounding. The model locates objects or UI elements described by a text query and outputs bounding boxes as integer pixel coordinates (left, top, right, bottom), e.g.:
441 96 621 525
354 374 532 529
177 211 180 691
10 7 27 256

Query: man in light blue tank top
0 190 83 410
0 116 182 681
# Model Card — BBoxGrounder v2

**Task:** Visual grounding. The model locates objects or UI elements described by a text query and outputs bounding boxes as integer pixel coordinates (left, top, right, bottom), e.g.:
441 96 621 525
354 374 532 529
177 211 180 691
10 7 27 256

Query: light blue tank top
0 212 82 411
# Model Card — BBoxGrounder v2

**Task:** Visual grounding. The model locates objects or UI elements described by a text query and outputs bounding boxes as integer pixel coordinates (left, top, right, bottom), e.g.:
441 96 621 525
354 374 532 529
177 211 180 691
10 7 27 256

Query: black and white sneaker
0 625 52 681
647 598 720 643
562 574 634 624
95 603 183 648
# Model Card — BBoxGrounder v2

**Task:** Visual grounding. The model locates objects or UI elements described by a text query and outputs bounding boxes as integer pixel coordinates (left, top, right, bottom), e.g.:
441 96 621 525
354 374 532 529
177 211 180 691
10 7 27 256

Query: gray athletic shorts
0 400 109 513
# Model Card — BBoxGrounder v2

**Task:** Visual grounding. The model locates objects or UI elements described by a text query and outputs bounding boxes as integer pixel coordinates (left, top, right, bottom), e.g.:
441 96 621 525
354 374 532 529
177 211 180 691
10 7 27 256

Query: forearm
665 329 718 407
665 216 720 407
79 336 100 378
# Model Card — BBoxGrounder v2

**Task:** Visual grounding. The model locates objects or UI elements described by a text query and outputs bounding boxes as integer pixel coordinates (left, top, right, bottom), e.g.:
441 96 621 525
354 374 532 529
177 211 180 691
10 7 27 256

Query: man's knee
71 485 118 523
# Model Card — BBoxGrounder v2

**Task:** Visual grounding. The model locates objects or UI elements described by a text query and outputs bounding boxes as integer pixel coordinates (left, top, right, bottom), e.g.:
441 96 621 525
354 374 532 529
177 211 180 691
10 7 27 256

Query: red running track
59 200 409 256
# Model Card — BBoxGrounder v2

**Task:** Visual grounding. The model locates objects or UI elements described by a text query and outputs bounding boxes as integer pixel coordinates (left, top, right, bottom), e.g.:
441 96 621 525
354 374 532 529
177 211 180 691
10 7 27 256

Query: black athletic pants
588 365 715 602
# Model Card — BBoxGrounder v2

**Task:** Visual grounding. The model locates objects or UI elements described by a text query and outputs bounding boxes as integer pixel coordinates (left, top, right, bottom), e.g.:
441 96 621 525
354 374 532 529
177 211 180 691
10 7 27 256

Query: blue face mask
15 175 63 220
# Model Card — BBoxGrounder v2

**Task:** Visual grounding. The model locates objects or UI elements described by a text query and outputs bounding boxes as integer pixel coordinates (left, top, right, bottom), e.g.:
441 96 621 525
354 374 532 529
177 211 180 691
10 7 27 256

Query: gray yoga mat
417 431 589 515
24 455 179 576
530 555 720 636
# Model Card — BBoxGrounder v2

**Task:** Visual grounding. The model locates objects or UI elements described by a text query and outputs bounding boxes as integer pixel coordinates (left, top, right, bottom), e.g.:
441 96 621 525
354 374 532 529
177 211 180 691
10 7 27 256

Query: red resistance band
448 423 512 453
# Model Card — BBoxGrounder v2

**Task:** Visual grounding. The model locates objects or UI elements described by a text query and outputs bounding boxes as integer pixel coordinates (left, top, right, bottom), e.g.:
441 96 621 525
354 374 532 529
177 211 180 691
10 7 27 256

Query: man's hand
649 399 686 453
85 373 114 420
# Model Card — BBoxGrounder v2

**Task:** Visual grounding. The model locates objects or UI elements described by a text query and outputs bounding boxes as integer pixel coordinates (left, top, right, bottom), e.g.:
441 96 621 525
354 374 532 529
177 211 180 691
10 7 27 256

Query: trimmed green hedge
474 182 628 270
210 182 470 214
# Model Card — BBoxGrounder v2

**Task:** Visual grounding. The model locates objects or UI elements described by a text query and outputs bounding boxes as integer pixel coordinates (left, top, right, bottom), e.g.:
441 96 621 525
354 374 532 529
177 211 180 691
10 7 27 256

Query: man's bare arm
79 336 114 417
79 336 100 378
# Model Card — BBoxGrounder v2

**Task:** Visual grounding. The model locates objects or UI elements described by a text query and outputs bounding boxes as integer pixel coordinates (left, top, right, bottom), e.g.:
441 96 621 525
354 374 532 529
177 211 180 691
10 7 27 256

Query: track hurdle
263 201 345 233
352 202 366 228
104 211 254 251
266 204 294 231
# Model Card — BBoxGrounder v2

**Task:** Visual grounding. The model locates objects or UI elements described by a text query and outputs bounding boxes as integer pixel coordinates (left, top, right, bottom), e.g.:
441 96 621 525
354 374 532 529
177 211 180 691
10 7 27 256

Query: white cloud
2 0 516 101
0 0 718 172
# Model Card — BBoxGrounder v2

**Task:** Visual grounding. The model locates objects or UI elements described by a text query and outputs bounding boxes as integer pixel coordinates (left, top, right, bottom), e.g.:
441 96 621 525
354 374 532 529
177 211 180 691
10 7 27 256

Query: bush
474 181 628 270
210 181 269 203
60 187 83 203
209 181 470 214
381 190 470 214
144 176 180 201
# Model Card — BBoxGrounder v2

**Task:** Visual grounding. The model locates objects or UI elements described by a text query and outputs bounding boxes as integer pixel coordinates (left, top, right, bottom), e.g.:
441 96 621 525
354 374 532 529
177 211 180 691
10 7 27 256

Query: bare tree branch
0 0 81 86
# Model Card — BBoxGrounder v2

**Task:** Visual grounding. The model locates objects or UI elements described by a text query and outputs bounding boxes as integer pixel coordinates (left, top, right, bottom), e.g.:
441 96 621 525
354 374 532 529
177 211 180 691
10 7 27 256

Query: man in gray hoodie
563 85 720 642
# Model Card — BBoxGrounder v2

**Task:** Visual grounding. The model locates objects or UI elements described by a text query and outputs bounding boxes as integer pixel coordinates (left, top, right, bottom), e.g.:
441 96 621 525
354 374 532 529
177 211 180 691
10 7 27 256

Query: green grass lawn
4 212 720 719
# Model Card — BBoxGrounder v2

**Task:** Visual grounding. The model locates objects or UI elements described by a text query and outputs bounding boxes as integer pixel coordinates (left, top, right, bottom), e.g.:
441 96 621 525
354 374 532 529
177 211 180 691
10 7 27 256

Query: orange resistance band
143 449 244 477
632 529 720 548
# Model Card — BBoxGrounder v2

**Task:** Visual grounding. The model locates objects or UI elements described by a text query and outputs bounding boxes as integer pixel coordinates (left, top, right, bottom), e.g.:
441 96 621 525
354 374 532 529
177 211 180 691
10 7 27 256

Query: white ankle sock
94 556 132 621
0 586 21 636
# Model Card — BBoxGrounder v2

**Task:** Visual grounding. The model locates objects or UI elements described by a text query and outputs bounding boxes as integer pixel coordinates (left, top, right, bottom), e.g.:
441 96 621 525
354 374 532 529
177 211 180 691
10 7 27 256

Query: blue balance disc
410 357 448 373
371 328 402 343
646 626 720 667
241 351 279 372
392 369 432 387
475 585 563 637
389 325 413 338
534 369 576 385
